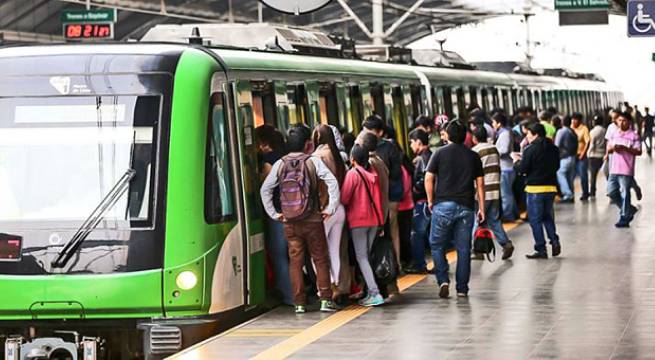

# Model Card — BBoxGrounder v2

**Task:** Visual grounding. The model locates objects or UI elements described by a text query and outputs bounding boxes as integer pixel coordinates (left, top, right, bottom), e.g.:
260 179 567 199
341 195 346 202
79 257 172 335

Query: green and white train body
0 43 621 359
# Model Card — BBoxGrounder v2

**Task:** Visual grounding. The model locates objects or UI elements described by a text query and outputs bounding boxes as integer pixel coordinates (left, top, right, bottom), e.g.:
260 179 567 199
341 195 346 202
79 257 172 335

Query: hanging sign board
61 9 116 40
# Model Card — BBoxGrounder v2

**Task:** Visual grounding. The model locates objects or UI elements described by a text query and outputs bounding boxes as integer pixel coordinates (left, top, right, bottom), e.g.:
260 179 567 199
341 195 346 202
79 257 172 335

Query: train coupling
4 333 102 360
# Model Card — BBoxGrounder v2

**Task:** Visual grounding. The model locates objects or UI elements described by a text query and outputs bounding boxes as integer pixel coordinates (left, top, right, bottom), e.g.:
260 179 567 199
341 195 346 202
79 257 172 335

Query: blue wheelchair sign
628 0 655 36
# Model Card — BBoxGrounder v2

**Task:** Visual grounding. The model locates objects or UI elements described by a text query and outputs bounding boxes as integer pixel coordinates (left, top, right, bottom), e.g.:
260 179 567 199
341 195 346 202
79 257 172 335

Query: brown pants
284 220 333 305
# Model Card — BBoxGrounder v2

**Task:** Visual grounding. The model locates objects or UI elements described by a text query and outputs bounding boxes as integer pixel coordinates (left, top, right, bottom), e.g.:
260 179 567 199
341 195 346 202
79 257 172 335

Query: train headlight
176 271 198 290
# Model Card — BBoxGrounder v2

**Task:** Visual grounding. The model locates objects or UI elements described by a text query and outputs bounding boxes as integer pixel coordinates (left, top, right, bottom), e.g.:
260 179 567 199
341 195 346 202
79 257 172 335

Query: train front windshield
0 95 159 229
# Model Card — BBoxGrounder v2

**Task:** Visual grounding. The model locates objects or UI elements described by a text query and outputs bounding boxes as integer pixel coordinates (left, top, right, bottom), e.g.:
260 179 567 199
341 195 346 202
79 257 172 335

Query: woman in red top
341 145 384 307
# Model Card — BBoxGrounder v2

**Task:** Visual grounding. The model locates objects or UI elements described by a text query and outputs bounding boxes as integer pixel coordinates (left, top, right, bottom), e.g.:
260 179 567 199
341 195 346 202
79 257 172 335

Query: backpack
473 224 496 262
277 154 318 222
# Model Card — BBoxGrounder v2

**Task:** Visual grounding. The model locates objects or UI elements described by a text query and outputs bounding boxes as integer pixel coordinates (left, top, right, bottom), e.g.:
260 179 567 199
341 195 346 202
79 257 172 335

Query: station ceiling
0 0 629 45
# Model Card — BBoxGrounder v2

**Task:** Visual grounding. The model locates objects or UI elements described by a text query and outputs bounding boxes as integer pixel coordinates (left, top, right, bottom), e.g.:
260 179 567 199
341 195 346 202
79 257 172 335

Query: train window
251 81 277 128
348 85 365 133
480 88 489 112
410 84 422 120
456 87 466 118
468 86 479 108
511 89 519 111
501 89 510 113
286 84 309 126
319 82 339 126
491 87 499 109
370 83 386 120
432 86 444 115
206 92 235 223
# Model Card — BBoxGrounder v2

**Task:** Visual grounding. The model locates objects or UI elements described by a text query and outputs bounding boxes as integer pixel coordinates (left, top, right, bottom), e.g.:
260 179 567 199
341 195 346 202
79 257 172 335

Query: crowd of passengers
256 101 651 313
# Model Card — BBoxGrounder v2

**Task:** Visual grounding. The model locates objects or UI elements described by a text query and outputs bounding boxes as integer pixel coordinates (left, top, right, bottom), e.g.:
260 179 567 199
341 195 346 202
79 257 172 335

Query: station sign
554 0 610 10
628 0 655 36
61 9 116 41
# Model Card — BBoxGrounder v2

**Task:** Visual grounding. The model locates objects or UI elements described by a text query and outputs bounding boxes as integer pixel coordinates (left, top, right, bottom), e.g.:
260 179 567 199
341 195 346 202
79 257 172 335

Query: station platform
171 157 655 360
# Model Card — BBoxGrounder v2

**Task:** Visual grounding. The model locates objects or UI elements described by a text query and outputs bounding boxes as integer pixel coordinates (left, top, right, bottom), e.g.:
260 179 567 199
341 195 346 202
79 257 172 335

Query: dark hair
342 132 355 155
571 112 584 122
313 124 346 185
519 119 531 129
409 128 429 145
492 113 508 127
527 122 546 138
384 125 396 141
350 144 369 169
446 120 467 144
360 132 378 153
255 124 286 154
619 111 633 122
472 126 488 143
593 115 604 127
414 115 432 129
363 115 384 131
286 124 311 153
552 116 562 129
562 115 572 127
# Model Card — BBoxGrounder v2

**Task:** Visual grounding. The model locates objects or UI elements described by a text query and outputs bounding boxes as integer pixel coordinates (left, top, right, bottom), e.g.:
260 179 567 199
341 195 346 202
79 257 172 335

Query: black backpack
473 224 496 262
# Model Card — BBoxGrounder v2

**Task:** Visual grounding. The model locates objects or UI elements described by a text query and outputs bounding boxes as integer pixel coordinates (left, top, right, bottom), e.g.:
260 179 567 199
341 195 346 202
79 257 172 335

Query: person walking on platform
642 107 653 156
492 113 518 221
260 124 339 314
471 127 514 260
405 128 432 274
425 120 485 299
341 145 386 307
607 112 642 228
554 116 578 203
571 113 591 201
312 125 348 300
605 110 643 200
512 123 561 259
587 115 607 198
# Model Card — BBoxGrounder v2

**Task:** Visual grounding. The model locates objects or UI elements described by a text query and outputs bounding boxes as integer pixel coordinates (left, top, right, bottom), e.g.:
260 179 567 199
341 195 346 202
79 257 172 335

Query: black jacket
376 139 402 181
515 137 560 186
412 149 432 201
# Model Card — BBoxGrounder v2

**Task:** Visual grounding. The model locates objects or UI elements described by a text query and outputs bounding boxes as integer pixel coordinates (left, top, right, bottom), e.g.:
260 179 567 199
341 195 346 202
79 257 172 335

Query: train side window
501 89 510 113
441 86 454 118
480 88 490 112
205 92 235 223
432 86 445 115
511 89 518 111
526 90 534 110
491 87 499 109
319 82 339 126
349 85 365 133
252 81 277 128
469 86 479 108
286 84 309 126
410 84 422 119
456 87 466 118
370 83 386 119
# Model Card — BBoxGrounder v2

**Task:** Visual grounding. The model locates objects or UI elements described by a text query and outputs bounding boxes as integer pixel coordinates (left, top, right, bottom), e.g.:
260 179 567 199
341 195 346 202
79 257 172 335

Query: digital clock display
64 23 113 40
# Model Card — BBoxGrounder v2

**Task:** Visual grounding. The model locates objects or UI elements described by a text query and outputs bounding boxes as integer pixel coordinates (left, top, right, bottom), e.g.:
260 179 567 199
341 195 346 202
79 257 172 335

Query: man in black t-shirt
425 120 485 299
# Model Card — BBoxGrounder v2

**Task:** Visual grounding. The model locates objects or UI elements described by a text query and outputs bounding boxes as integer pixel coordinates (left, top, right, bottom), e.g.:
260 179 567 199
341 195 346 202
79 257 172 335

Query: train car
0 40 622 360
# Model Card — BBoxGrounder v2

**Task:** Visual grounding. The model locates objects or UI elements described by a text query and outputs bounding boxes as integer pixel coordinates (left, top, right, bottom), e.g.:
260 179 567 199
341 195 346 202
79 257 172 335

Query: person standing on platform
607 112 642 228
340 145 385 307
587 115 607 198
255 125 293 306
642 107 653 156
554 116 578 203
312 125 348 301
539 111 557 140
571 113 591 201
405 128 432 274
471 127 514 260
492 113 518 221
260 124 339 314
425 120 485 299
512 123 561 259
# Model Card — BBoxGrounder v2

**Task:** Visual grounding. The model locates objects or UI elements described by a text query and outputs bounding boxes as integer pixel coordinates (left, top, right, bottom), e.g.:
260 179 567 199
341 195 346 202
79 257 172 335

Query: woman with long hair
312 124 348 299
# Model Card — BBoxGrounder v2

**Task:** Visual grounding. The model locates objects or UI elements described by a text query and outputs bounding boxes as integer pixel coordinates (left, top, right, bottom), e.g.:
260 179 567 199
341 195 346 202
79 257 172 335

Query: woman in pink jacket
341 144 384 307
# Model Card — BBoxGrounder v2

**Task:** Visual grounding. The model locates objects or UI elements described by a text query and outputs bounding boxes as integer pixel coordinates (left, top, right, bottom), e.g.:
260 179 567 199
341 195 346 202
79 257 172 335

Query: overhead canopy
0 0 629 45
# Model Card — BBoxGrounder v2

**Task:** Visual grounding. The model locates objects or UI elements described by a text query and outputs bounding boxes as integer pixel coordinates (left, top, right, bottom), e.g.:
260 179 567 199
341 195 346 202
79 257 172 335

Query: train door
469 86 479 108
349 84 366 133
335 83 349 130
456 87 466 118
319 82 339 126
442 86 454 119
409 84 423 120
286 83 309 126
481 87 490 112
360 82 374 120
501 88 511 114
274 81 290 134
431 86 445 116
305 81 321 127
392 85 410 151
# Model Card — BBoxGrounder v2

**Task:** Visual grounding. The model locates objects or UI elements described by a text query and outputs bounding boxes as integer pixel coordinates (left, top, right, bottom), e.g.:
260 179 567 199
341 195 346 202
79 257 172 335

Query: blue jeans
575 157 589 198
526 193 559 254
430 201 474 294
265 217 294 305
473 200 510 246
607 174 633 220
557 156 576 199
500 170 518 220
410 202 430 270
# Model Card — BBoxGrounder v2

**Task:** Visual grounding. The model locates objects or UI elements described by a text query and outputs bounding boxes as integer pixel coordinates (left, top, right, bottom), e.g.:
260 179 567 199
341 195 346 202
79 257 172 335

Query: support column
371 0 384 45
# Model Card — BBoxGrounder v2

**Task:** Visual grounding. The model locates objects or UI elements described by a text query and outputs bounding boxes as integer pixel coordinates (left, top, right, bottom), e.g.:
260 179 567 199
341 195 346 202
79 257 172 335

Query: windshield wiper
51 168 136 269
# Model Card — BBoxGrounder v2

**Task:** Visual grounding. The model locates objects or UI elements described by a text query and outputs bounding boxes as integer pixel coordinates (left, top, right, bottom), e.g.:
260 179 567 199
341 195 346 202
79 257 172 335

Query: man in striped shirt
471 126 515 260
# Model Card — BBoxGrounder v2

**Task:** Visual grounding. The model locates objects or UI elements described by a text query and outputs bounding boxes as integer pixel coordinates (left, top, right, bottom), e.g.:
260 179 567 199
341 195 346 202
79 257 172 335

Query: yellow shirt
573 124 590 158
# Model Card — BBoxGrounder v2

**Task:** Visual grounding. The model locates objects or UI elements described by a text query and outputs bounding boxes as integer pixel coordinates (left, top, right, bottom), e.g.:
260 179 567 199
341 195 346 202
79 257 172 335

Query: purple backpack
277 154 317 222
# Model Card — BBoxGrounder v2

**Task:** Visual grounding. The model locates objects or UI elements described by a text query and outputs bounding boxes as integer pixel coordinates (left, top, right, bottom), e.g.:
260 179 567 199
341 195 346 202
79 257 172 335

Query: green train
0 37 621 359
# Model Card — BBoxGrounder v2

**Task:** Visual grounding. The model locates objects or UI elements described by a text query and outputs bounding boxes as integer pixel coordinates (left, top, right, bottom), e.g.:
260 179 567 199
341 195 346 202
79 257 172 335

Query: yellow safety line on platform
249 218 524 360
225 329 304 337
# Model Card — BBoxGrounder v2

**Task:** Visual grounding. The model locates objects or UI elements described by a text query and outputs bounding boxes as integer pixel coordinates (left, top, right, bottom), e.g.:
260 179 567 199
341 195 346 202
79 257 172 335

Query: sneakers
560 197 574 204
295 305 306 314
439 283 450 298
636 187 643 201
552 243 561 257
615 218 631 228
526 252 548 259
320 300 337 312
457 292 468 298
358 294 385 307
502 242 515 260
